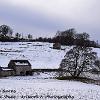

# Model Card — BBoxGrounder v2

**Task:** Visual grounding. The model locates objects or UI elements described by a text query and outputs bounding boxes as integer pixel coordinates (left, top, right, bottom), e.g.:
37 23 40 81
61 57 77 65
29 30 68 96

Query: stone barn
0 67 15 77
53 43 61 49
8 60 32 76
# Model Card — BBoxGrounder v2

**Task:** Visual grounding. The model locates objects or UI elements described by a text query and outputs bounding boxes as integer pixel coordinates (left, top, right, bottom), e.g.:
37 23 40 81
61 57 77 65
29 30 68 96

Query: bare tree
56 28 75 37
74 32 90 40
15 33 21 39
0 25 13 37
60 46 97 78
28 34 33 40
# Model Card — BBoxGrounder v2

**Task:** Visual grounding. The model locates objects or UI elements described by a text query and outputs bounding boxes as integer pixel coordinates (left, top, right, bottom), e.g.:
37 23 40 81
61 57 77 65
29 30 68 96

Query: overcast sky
0 0 100 41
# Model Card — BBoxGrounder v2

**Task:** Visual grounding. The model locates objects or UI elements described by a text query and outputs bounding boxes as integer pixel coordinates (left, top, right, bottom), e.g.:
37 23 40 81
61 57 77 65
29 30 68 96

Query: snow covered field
0 42 100 100
0 42 100 69
0 42 69 69
0 75 100 100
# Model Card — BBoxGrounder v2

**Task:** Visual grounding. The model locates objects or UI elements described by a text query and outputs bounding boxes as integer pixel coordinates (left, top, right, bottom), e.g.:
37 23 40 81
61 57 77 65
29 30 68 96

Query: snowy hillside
0 42 71 69
0 42 100 69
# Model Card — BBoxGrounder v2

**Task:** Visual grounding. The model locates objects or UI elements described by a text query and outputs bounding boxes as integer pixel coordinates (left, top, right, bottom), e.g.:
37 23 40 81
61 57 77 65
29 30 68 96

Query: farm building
0 67 15 77
53 43 61 49
8 60 32 76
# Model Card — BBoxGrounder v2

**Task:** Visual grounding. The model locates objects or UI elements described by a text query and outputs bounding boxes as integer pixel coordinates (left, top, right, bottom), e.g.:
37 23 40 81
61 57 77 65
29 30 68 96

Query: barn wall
15 66 31 75
0 70 15 77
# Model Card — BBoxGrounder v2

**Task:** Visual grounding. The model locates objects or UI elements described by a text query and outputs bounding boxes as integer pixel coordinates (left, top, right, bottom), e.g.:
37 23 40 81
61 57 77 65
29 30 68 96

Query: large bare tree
60 46 97 78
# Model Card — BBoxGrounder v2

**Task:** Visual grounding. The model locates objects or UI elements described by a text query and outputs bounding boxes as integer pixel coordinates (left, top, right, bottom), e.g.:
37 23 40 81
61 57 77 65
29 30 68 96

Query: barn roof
9 60 31 66
0 67 13 71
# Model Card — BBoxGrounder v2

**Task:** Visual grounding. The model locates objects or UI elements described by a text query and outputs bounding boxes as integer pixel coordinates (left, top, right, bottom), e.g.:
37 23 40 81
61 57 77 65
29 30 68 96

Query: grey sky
0 0 100 41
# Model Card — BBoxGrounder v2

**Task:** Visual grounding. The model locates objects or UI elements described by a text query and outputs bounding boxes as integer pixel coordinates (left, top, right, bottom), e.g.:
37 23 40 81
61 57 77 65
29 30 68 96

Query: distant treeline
0 25 99 47
0 25 33 42
34 28 100 48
